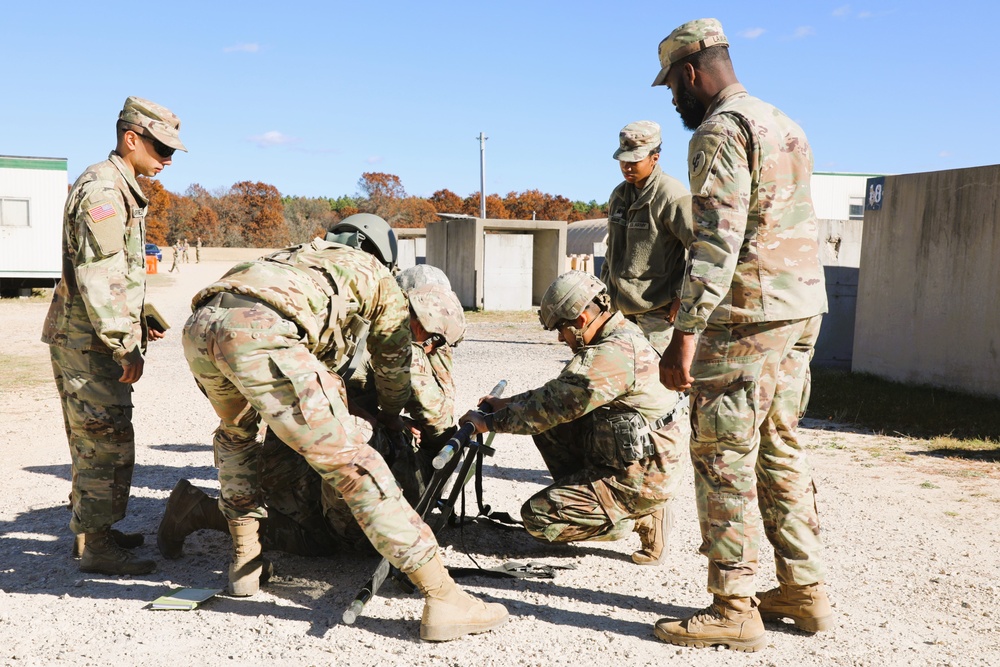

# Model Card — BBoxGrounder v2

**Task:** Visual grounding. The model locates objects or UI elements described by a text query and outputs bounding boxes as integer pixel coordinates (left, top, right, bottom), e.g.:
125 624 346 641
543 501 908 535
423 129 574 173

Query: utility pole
477 131 488 218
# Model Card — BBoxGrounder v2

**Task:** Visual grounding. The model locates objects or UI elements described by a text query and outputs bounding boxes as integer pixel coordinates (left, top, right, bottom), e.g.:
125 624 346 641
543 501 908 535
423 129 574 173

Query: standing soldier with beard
651 18 832 652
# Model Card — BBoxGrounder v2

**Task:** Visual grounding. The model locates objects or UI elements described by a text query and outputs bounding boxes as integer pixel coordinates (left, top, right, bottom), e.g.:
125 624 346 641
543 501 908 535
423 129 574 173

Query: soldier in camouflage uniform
42 96 186 576
602 120 696 354
460 271 687 565
159 273 468 558
180 215 505 641
650 19 831 652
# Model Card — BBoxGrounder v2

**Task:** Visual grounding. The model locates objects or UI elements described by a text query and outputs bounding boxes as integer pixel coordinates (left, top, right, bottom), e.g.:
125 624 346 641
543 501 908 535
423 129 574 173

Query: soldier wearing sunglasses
42 96 187 575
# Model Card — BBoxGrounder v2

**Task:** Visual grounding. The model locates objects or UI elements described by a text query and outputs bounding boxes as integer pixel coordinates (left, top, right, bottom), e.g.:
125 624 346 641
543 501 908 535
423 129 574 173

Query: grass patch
0 353 51 389
807 368 1000 459
920 481 939 489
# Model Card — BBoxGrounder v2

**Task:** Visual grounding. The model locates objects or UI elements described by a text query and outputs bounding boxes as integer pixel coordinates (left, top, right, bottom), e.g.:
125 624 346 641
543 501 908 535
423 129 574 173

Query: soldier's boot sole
760 608 833 633
653 624 766 653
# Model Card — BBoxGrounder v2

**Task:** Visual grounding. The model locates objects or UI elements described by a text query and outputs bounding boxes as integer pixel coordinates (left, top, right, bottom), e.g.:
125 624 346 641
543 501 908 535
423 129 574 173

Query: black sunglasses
141 133 176 159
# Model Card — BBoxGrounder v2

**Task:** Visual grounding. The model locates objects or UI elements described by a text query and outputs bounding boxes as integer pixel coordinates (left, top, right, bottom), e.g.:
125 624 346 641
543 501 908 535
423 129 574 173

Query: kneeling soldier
460 271 688 564
178 214 505 641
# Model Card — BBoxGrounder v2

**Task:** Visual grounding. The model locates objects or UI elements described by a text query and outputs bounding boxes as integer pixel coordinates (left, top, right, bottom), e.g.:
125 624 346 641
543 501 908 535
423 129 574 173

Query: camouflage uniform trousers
181 301 437 574
521 415 687 543
49 346 135 535
258 423 429 556
689 314 825 598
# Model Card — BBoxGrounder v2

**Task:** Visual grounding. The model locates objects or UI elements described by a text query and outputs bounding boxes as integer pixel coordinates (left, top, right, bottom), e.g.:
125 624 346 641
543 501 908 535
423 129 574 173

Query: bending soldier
174 214 503 641
460 271 688 565
159 267 468 558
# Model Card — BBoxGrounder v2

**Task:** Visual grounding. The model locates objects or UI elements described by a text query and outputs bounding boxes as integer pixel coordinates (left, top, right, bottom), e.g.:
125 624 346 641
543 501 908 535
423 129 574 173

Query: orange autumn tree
136 177 171 245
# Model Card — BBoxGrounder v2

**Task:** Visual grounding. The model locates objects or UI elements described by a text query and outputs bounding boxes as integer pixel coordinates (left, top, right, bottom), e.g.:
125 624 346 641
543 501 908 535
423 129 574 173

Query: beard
675 83 707 131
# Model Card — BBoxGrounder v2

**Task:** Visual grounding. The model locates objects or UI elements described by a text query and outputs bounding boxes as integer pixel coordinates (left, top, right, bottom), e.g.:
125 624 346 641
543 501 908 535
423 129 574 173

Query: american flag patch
87 202 116 223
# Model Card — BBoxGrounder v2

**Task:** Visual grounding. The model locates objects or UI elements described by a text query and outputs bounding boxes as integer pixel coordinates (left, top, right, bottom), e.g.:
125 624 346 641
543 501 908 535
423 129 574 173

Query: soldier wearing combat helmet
460 271 687 565
652 18 830 652
42 96 186 576
175 214 504 641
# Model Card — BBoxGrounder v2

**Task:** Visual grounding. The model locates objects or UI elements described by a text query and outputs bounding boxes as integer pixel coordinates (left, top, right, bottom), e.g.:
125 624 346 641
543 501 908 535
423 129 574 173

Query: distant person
601 120 695 355
460 271 687 566
169 242 180 273
41 96 186 575
180 238 190 263
651 18 830 652
195 237 202 263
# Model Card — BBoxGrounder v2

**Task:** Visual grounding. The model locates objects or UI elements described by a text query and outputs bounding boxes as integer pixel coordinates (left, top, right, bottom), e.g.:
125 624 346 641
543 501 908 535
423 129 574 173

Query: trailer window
0 198 30 227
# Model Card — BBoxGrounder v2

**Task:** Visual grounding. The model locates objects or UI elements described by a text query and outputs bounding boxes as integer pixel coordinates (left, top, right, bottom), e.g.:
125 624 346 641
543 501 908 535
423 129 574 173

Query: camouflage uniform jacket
42 153 149 364
191 239 412 414
601 164 696 316
408 344 456 442
491 313 679 458
675 84 828 334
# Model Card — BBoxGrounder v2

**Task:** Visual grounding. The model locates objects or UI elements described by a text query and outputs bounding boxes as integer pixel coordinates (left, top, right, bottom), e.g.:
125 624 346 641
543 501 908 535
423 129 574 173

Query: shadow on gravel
23 463 219 487
150 442 214 454
909 446 1000 463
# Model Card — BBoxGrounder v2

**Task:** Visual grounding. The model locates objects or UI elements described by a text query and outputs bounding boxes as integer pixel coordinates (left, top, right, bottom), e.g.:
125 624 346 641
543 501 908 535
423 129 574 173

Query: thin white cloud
224 43 260 53
365 156 383 165
248 131 298 148
858 10 873 18
792 26 815 39
832 5 852 17
740 28 766 39
939 150 952 158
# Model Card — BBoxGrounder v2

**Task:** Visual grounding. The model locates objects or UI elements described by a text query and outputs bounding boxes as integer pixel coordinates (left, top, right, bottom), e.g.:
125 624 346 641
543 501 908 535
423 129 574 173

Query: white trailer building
0 155 67 296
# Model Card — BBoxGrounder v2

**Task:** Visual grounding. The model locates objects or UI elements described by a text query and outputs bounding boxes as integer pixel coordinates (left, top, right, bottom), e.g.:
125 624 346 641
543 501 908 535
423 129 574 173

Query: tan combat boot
758 582 833 633
631 503 673 565
72 529 144 559
79 529 156 575
157 479 228 559
407 553 509 641
227 518 264 596
654 595 766 652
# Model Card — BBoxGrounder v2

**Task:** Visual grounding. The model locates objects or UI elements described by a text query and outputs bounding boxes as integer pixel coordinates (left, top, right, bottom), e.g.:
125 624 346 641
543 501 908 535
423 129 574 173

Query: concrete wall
813 218 864 368
853 164 1000 397
426 217 567 309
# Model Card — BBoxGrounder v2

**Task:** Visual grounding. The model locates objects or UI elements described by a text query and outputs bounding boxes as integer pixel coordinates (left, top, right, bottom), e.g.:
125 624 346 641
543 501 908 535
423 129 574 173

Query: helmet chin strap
567 310 611 348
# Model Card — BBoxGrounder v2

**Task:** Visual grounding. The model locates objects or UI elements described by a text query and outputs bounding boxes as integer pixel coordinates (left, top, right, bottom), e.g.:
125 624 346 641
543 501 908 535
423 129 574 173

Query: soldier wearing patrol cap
601 120 695 355
460 271 687 565
42 96 186 576
651 18 831 651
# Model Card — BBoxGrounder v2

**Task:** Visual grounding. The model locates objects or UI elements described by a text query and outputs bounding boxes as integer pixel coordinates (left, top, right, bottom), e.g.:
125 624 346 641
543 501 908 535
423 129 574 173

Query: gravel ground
1 251 998 666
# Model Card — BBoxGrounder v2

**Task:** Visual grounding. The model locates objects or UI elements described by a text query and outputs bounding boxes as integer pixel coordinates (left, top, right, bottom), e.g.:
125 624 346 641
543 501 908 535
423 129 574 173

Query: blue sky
1 2 991 203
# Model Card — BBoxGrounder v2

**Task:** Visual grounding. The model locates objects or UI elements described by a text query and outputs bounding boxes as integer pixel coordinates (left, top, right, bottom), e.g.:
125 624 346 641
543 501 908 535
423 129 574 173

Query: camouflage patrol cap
651 18 729 87
118 96 187 151
613 121 661 162
396 264 451 292
408 284 466 346
539 271 607 331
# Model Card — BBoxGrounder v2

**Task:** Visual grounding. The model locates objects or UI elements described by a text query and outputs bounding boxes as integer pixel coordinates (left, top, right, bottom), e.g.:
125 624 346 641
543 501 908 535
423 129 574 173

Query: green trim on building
0 156 68 171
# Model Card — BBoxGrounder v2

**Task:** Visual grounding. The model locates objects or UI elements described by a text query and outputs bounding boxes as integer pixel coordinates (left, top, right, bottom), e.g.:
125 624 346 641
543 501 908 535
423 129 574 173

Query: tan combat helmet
538 270 608 330
408 283 466 346
396 264 451 292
